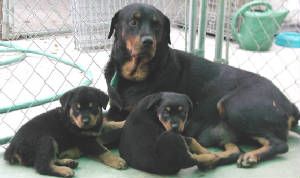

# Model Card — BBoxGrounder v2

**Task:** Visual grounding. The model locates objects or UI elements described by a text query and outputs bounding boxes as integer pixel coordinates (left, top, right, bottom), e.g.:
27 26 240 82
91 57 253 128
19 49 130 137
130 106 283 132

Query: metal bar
187 0 197 53
184 0 189 52
214 0 225 63
4 30 72 40
196 0 207 58
1 0 10 40
11 0 14 33
225 0 232 64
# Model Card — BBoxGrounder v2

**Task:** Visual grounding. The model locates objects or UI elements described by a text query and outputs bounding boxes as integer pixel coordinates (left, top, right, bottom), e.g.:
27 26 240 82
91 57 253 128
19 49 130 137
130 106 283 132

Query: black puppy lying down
4 86 127 177
119 92 219 174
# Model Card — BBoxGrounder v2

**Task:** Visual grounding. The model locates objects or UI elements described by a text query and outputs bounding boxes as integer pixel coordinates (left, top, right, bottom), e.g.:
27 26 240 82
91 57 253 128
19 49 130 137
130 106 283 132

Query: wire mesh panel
206 0 252 36
71 0 187 50
71 0 112 50
1 0 72 39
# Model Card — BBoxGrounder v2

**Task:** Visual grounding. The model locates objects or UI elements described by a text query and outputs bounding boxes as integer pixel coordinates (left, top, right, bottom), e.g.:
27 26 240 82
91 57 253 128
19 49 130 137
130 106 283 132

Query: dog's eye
129 19 137 26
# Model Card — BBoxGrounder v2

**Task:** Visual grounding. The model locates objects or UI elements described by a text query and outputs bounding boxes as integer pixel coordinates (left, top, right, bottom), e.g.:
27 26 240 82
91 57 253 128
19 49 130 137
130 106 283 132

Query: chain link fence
227 0 300 107
1 0 299 152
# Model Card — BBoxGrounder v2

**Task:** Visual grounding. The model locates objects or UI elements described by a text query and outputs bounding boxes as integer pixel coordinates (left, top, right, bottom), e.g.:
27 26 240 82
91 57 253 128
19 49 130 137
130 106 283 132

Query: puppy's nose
171 123 179 130
82 118 89 124
142 36 154 47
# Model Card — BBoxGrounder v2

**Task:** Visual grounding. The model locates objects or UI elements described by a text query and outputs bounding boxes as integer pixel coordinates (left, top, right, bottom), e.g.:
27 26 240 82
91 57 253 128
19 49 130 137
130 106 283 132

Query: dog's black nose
142 36 154 46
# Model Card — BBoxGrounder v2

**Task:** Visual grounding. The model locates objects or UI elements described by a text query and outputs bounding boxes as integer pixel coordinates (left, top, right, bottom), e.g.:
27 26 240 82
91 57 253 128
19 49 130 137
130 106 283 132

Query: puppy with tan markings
119 92 219 174
4 86 127 177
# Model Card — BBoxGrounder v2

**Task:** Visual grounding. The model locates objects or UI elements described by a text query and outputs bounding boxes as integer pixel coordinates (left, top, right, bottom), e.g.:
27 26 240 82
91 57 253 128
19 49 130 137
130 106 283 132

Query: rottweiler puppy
105 3 300 168
4 86 127 177
119 92 219 174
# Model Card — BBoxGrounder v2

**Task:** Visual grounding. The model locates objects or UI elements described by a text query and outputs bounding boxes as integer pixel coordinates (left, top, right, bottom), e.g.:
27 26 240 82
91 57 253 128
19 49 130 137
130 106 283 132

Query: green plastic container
232 1 289 51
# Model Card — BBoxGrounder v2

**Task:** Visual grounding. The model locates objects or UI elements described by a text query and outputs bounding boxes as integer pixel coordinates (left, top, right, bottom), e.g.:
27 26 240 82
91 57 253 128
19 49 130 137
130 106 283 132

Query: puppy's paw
98 151 127 169
56 159 79 169
195 153 219 171
51 165 75 177
237 153 258 168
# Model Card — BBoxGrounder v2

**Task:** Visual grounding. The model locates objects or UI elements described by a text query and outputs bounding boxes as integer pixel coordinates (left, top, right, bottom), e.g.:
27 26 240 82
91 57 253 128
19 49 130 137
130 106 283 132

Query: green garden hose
0 41 93 145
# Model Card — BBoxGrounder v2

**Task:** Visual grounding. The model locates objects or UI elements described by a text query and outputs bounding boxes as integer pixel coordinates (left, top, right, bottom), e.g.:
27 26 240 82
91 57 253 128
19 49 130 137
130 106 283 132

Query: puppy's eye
129 19 137 26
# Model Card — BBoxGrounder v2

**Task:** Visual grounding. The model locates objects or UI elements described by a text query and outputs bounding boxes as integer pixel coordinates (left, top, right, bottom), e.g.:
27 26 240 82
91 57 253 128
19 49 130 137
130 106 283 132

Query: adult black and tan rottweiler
4 86 127 177
119 92 220 174
105 3 299 168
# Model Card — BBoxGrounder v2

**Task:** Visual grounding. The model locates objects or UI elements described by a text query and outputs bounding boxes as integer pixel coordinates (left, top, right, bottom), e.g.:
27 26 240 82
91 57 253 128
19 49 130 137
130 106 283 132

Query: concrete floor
0 132 299 178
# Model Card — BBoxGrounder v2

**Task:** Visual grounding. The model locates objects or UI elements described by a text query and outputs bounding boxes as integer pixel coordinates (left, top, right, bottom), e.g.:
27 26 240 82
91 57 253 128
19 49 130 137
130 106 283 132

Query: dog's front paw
99 151 127 169
237 153 258 168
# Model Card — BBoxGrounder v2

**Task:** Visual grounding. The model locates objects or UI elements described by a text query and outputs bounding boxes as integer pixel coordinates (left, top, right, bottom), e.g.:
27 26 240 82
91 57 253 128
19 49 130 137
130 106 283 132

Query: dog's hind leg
218 85 292 167
237 136 288 168
196 121 242 166
34 136 75 177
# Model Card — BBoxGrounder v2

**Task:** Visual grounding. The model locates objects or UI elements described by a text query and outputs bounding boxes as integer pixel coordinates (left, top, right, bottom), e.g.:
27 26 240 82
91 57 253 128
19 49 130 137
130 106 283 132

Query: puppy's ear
164 16 171 44
96 91 109 110
92 88 109 110
108 10 120 39
60 89 74 110
184 95 193 112
145 93 162 110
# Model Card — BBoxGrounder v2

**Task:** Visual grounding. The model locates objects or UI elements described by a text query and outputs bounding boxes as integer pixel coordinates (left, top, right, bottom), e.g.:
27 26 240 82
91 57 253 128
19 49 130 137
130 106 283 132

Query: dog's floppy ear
96 90 109 110
164 16 171 44
60 89 74 110
108 10 120 39
145 93 162 110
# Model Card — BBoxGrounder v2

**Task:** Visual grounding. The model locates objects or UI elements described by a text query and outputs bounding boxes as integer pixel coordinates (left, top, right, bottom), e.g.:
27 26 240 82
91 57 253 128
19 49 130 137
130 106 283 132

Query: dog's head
108 3 171 81
60 86 109 129
145 92 193 133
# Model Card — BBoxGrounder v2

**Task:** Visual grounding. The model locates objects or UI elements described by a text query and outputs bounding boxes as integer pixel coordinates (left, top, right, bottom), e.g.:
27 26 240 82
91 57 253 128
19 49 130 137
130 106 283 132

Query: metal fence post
185 0 189 52
214 0 225 63
196 0 207 58
187 0 197 54
1 0 9 40
225 0 232 63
